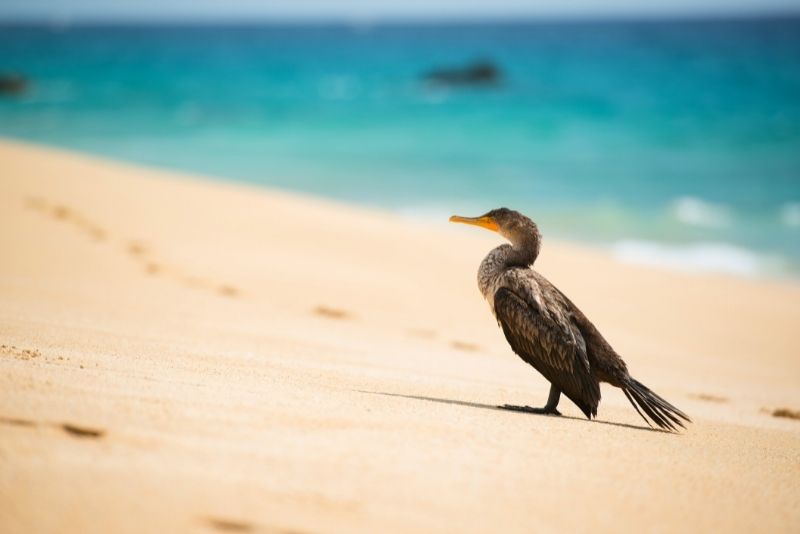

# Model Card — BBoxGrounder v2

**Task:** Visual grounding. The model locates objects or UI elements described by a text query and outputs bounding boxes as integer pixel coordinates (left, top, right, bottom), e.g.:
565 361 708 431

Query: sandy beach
1 137 799 533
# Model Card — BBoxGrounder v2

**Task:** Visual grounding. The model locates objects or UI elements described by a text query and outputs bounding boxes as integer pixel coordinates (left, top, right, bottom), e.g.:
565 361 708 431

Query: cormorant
450 208 690 431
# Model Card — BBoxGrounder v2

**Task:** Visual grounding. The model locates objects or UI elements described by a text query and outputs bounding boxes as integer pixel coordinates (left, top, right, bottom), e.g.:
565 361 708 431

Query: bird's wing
494 286 600 418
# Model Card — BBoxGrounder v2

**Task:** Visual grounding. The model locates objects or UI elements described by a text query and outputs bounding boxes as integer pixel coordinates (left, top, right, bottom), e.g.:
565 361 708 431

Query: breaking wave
671 196 731 228
611 239 785 278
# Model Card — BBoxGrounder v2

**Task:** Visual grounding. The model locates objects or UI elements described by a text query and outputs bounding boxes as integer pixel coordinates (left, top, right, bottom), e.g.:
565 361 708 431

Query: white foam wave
671 196 731 228
612 240 781 278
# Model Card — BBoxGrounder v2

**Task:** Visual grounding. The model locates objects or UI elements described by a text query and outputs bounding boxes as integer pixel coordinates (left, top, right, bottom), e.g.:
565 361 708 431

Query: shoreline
4 136 798 287
3 136 796 283
1 137 798 533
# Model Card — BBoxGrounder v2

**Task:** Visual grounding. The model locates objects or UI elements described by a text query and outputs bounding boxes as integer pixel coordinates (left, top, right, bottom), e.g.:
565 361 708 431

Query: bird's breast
477 258 502 304
477 247 516 313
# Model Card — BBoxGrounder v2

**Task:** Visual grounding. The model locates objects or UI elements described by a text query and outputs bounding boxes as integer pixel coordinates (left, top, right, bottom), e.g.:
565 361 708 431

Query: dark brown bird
450 208 690 431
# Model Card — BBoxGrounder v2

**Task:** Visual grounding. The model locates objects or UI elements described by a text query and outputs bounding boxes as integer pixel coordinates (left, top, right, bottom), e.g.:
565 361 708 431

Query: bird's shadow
358 390 665 433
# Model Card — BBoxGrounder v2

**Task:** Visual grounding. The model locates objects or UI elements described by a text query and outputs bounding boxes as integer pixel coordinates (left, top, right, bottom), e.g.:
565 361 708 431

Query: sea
1 18 799 278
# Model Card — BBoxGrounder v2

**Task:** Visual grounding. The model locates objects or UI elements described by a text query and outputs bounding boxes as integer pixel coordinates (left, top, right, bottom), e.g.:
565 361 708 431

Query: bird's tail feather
622 378 691 431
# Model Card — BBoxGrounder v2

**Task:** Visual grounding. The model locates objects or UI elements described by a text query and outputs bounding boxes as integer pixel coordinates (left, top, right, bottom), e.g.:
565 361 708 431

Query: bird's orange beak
449 214 499 232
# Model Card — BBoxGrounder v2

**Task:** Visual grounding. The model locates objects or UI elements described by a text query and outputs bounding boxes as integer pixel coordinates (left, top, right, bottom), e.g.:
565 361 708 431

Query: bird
450 208 690 431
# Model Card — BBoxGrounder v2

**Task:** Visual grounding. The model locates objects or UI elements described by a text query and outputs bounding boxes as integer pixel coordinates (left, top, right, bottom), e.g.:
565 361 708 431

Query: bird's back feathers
493 286 601 419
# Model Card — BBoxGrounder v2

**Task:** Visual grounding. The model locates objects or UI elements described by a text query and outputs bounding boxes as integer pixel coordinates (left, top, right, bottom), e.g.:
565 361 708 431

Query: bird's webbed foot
499 404 562 416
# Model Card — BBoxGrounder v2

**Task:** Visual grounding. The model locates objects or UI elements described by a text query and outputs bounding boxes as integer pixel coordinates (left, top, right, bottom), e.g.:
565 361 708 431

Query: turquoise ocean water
1 19 799 277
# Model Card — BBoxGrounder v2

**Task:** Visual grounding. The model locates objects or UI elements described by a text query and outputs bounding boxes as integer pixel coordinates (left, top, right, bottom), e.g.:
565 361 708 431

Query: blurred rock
0 74 29 96
423 61 501 87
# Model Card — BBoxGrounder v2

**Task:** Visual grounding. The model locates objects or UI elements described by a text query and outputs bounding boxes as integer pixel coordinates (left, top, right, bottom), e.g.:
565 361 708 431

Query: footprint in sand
127 239 241 297
770 408 800 421
178 276 240 298
690 393 728 403
51 205 107 241
78 222 106 241
61 423 105 439
126 242 170 279
205 518 254 532
26 198 107 241
0 416 36 427
144 262 162 275
217 285 239 298
26 198 242 298
51 204 71 220
451 340 480 352
0 417 105 438
314 306 351 320
127 240 149 257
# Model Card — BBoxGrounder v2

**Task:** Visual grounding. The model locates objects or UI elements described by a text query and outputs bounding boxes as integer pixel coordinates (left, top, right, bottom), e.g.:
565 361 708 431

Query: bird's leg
500 384 562 416
544 384 562 412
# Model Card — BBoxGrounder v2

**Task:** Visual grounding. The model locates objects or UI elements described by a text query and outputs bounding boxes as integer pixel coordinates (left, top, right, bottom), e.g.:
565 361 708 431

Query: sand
1 138 798 533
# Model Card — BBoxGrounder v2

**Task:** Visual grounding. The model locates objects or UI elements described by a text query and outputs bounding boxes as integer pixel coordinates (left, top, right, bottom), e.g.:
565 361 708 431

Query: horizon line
1 9 799 26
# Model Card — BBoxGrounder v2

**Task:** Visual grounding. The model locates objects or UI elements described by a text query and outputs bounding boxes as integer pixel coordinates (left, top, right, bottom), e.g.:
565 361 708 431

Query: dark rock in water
0 74 29 95
423 61 501 87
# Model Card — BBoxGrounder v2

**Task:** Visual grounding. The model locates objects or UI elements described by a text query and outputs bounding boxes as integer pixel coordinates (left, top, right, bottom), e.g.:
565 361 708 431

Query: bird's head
449 208 539 244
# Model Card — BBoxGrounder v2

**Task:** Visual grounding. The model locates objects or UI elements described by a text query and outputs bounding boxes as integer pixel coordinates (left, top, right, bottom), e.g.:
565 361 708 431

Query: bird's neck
507 231 540 267
478 235 540 299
